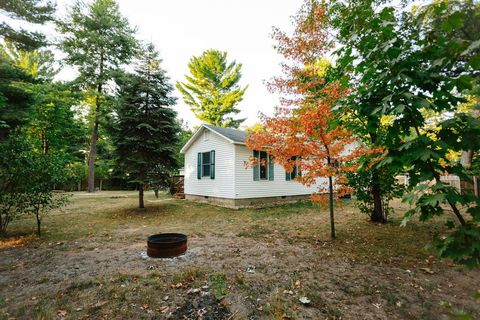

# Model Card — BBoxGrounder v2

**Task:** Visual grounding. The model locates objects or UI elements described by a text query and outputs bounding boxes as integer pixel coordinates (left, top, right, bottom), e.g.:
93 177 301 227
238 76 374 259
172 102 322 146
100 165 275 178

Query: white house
180 124 327 208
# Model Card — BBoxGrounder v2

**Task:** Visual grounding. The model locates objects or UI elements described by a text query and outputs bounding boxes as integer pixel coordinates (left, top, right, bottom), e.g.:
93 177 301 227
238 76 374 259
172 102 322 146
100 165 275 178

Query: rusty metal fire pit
147 233 187 258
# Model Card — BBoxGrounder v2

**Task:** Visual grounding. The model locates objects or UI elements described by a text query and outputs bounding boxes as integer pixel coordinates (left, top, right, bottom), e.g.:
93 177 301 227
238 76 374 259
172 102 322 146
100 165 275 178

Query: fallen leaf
246 266 256 274
299 297 311 304
283 290 294 295
160 306 169 313
420 267 434 274
57 309 67 317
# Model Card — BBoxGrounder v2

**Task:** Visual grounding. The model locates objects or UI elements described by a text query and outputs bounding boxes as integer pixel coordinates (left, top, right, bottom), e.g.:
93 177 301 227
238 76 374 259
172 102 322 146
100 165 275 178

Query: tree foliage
0 54 34 141
0 0 56 50
1 43 85 157
247 2 365 239
176 49 248 128
328 0 480 267
113 43 179 208
57 0 138 192
0 132 70 236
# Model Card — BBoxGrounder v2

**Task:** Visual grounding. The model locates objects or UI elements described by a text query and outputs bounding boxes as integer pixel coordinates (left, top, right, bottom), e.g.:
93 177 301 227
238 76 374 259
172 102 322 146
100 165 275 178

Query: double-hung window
197 150 215 179
253 150 274 181
286 156 301 181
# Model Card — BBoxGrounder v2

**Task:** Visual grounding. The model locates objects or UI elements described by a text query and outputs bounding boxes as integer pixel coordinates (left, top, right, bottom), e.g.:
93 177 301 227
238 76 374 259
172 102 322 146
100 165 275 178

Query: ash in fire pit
147 233 187 258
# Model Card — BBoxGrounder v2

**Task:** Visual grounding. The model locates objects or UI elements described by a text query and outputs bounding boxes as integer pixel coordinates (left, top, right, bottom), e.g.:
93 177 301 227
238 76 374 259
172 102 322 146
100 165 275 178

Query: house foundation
185 194 311 209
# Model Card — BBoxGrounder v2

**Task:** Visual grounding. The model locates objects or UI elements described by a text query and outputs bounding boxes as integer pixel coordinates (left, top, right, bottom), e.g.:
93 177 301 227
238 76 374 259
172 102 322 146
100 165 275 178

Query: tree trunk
368 132 386 223
460 150 474 169
77 181 81 191
99 179 103 191
328 176 335 239
139 184 144 209
42 131 49 155
36 212 41 237
370 169 386 223
87 121 98 193
87 53 104 193
460 108 480 169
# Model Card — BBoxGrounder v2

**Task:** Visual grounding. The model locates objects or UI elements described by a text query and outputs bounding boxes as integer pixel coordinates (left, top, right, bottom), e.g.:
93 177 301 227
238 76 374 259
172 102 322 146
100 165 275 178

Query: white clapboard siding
234 144 328 199
184 128 235 198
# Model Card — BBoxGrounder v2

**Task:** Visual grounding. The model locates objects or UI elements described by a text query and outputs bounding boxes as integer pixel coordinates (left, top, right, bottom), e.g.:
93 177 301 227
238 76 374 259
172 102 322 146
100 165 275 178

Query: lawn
0 191 479 320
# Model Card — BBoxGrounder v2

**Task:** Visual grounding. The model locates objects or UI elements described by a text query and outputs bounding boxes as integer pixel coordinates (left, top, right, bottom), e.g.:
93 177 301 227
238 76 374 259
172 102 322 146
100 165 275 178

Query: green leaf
469 53 480 70
441 12 466 33
456 75 473 91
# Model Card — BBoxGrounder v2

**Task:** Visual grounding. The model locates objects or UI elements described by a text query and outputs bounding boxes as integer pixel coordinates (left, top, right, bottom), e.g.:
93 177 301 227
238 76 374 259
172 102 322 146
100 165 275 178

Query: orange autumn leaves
246 1 376 203
245 83 358 201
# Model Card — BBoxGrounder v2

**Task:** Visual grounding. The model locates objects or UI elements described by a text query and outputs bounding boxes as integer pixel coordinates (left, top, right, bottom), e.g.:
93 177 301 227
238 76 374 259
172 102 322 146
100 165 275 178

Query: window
197 150 215 179
202 152 211 177
286 156 301 181
259 151 268 180
253 150 274 181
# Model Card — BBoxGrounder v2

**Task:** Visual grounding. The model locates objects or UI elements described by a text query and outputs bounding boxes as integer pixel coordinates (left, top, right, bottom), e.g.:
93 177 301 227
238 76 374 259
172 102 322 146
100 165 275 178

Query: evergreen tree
176 49 247 128
114 43 179 208
0 0 55 51
57 0 138 192
0 55 34 142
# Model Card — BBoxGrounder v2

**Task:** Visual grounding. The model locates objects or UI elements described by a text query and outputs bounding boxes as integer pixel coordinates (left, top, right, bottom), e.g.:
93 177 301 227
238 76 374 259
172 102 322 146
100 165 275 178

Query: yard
0 191 479 320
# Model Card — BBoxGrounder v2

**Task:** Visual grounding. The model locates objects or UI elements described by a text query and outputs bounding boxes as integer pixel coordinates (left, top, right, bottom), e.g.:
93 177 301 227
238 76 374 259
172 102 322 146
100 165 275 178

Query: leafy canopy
57 0 138 89
328 0 480 267
176 49 248 128
247 2 369 239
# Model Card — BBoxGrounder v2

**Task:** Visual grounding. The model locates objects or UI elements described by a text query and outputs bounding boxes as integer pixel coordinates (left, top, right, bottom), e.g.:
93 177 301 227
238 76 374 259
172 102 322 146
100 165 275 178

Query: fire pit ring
147 233 187 258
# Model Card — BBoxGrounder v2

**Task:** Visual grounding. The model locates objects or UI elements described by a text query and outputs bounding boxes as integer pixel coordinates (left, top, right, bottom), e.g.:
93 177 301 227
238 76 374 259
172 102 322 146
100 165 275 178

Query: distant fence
396 174 480 197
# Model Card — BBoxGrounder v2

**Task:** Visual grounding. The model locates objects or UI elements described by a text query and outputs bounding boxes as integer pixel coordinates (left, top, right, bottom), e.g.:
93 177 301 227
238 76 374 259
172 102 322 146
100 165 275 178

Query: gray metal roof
204 124 247 144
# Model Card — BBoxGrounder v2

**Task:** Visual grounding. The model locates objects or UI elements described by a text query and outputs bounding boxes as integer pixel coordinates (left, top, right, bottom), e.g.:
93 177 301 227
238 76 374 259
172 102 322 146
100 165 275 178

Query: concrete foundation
184 194 311 209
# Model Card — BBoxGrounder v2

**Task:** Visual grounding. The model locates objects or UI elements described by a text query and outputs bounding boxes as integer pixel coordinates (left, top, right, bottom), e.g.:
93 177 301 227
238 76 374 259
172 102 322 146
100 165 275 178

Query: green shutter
268 154 274 181
286 171 291 181
210 150 215 179
253 150 259 181
197 152 201 179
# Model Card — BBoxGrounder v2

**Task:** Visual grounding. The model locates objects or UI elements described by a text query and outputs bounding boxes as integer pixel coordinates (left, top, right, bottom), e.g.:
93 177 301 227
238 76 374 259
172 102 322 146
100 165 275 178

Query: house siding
184 129 235 198
234 144 327 199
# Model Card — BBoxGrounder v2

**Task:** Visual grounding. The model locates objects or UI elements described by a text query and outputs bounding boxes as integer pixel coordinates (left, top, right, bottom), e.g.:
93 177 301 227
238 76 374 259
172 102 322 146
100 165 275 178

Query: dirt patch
0 192 479 319
172 294 231 319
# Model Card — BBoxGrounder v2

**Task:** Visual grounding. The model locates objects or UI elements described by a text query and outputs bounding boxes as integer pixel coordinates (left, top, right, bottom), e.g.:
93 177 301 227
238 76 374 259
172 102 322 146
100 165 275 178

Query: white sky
53 0 303 129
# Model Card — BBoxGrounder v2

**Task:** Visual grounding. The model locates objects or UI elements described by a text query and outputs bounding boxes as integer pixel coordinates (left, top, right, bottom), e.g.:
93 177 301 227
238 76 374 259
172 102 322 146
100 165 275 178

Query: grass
0 191 479 319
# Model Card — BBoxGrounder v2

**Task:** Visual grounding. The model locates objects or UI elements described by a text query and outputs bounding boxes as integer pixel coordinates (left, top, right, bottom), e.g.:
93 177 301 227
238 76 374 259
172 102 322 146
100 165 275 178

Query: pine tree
114 43 179 208
176 49 247 128
0 0 55 51
57 0 138 192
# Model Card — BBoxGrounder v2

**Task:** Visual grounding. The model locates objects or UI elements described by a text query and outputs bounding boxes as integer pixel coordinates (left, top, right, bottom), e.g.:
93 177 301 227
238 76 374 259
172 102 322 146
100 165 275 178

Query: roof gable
180 124 247 153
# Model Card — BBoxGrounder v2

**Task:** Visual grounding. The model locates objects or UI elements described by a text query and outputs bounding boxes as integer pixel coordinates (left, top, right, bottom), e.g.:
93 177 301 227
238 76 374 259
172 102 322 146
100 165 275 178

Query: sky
52 0 304 129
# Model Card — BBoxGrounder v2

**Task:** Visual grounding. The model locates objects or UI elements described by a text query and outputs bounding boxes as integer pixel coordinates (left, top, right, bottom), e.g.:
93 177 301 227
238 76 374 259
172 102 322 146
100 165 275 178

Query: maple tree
246 1 365 239
329 0 480 267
